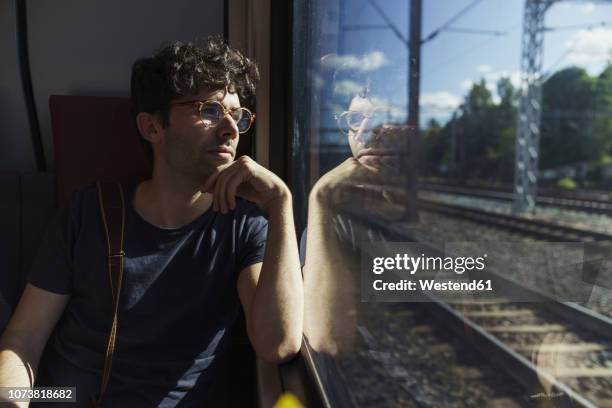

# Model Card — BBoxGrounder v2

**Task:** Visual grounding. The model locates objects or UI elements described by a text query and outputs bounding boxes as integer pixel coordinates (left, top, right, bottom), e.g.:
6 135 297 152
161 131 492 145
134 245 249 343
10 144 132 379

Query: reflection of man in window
303 58 411 356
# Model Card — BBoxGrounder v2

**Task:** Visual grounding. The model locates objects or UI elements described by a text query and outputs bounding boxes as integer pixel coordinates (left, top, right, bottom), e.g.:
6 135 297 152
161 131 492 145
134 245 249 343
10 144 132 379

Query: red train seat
49 95 152 206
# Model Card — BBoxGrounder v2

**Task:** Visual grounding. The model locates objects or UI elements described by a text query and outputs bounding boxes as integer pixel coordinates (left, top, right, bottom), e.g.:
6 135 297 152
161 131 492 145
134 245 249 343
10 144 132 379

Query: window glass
294 1 612 406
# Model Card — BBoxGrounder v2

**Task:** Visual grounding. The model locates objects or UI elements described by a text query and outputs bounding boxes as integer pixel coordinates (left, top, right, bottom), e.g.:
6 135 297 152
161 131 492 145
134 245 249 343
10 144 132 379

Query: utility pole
405 0 422 222
450 114 457 180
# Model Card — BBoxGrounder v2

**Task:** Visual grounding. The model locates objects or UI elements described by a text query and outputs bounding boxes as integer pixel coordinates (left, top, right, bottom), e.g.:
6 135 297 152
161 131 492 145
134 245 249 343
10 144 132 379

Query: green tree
593 64 612 163
540 67 596 170
423 77 518 183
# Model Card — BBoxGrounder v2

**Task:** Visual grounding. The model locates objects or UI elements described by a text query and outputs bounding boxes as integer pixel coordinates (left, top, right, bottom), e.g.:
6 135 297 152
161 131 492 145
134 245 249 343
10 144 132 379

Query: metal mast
513 0 555 213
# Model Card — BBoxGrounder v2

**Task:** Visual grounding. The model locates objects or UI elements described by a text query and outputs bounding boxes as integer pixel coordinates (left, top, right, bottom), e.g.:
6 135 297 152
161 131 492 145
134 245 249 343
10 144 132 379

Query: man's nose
216 114 239 141
357 124 386 146
354 118 373 143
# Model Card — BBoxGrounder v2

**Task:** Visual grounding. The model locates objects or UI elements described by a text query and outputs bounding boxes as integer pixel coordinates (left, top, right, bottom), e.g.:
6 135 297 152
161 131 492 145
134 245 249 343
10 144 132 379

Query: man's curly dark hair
130 36 259 161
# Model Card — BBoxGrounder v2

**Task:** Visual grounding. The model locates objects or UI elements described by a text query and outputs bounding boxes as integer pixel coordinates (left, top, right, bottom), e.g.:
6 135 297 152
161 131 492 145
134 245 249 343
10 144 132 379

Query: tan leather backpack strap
92 181 126 407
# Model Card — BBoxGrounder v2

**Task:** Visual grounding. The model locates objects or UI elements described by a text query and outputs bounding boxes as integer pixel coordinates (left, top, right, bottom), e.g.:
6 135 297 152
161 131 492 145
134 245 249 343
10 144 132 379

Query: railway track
421 295 612 407
375 230 612 407
310 187 612 406
396 200 612 406
418 198 612 242
421 182 612 217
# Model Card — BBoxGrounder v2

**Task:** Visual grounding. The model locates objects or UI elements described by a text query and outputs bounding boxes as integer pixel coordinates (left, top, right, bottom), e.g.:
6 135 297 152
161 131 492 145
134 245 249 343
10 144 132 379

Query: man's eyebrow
210 93 226 101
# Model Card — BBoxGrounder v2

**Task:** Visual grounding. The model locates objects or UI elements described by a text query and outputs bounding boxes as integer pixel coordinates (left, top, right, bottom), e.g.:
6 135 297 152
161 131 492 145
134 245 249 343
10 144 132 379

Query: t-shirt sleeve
237 205 268 272
28 204 75 295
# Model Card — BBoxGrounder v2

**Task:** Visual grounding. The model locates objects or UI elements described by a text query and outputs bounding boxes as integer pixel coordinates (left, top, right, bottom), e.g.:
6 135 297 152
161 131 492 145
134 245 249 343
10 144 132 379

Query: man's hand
202 156 289 214
310 157 378 207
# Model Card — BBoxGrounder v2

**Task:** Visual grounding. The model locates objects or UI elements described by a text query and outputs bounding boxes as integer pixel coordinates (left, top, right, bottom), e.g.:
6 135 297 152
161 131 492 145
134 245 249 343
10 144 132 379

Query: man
0 37 303 407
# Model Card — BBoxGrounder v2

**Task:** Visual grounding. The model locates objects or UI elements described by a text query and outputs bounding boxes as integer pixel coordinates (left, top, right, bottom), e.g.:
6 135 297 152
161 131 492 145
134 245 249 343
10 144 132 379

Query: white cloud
333 80 365 97
566 28 612 66
582 2 596 14
483 70 521 90
460 79 474 90
459 70 522 104
420 92 461 113
509 71 522 89
321 51 389 72
368 97 406 119
476 64 492 73
558 2 596 13
462 70 521 93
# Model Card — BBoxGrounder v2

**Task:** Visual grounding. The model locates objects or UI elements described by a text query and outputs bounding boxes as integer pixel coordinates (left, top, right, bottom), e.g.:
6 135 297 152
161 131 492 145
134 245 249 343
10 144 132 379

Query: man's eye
202 106 220 117
347 113 365 128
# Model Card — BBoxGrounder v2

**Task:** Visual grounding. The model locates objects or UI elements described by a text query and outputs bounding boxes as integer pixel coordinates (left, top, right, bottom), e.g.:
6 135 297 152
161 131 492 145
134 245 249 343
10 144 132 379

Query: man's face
346 96 403 172
158 89 241 183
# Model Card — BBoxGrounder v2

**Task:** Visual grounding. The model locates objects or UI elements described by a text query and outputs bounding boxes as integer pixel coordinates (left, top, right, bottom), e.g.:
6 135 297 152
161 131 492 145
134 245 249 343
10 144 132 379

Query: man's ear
136 112 163 144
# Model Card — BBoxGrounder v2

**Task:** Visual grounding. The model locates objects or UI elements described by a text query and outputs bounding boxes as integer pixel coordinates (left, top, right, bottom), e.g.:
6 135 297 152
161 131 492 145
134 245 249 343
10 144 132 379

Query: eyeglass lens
338 111 385 135
201 102 252 133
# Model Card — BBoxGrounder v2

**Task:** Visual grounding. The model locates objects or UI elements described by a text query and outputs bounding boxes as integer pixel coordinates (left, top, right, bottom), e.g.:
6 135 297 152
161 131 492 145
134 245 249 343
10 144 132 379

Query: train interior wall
0 0 225 331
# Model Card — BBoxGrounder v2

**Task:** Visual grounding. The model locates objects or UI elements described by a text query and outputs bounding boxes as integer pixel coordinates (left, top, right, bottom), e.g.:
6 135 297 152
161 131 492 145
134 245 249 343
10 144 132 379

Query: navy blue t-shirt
29 183 267 407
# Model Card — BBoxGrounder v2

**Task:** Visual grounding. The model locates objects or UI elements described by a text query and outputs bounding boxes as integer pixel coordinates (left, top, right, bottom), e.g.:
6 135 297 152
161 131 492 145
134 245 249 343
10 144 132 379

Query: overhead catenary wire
422 21 522 78
422 0 487 44
442 27 507 36
365 0 409 45
426 17 612 80
544 20 610 32
541 21 611 79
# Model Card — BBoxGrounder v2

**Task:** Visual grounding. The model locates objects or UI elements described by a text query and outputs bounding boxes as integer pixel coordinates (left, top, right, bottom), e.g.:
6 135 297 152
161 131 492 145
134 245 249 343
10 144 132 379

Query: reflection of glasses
171 100 256 133
334 110 385 136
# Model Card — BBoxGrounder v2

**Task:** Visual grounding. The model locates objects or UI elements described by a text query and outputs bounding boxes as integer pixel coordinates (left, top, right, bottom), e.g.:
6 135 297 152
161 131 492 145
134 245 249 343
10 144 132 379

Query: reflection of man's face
346 96 403 172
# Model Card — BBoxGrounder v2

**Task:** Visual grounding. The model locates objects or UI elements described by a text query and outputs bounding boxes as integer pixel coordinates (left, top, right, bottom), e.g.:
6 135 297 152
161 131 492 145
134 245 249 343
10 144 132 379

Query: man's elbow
255 334 302 364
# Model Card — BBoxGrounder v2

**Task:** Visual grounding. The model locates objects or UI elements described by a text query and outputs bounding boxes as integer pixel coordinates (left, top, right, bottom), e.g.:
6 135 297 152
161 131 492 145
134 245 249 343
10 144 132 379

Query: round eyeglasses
334 110 386 136
171 99 256 133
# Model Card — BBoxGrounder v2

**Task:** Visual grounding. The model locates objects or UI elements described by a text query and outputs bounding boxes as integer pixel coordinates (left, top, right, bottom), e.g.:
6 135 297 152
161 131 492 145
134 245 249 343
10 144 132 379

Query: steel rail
422 182 612 216
418 198 612 241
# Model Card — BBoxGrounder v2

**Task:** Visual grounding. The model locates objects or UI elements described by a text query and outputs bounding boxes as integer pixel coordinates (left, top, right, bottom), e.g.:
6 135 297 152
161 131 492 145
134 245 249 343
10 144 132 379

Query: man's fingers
202 162 234 193
226 168 247 210
202 169 221 193
215 164 241 213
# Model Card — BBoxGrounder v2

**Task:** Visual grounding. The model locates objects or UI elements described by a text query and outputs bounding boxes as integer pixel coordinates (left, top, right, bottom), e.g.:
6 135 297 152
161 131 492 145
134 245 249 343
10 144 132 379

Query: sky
323 0 612 127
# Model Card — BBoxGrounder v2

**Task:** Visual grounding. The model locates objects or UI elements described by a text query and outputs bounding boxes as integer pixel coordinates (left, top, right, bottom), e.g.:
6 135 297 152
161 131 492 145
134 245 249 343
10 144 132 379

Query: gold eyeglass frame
171 99 256 134
334 110 377 136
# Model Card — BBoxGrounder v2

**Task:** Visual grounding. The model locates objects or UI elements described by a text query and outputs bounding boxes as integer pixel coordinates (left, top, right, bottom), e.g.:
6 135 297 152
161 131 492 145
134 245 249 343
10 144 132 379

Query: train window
294 0 612 406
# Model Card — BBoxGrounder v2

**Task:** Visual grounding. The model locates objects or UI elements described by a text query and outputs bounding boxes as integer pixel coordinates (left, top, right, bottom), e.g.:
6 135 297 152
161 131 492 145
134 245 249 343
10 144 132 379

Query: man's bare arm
204 156 303 363
0 284 69 406
237 190 303 364
302 187 358 357
302 158 377 356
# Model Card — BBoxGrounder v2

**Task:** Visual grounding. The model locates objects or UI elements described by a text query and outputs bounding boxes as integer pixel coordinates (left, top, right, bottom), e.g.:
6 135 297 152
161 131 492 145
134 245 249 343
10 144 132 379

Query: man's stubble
161 128 219 185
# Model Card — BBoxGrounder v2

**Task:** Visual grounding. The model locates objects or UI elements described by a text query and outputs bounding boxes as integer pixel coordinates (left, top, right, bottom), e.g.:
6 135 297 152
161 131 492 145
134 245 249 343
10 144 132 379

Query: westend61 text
372 253 487 275
373 279 493 292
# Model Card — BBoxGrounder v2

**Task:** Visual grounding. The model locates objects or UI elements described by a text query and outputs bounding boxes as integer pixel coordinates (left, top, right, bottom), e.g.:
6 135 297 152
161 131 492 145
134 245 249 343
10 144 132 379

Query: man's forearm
0 335 37 407
250 192 303 362
302 191 357 356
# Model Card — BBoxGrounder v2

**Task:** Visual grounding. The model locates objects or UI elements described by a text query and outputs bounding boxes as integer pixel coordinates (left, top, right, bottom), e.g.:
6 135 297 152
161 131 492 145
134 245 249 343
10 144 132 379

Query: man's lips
357 148 395 158
208 146 234 158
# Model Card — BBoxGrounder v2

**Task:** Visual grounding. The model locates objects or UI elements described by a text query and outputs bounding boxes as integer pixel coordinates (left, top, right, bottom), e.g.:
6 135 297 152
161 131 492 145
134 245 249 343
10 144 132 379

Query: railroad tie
481 324 566 333
462 309 534 318
551 367 612 378
509 343 607 353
